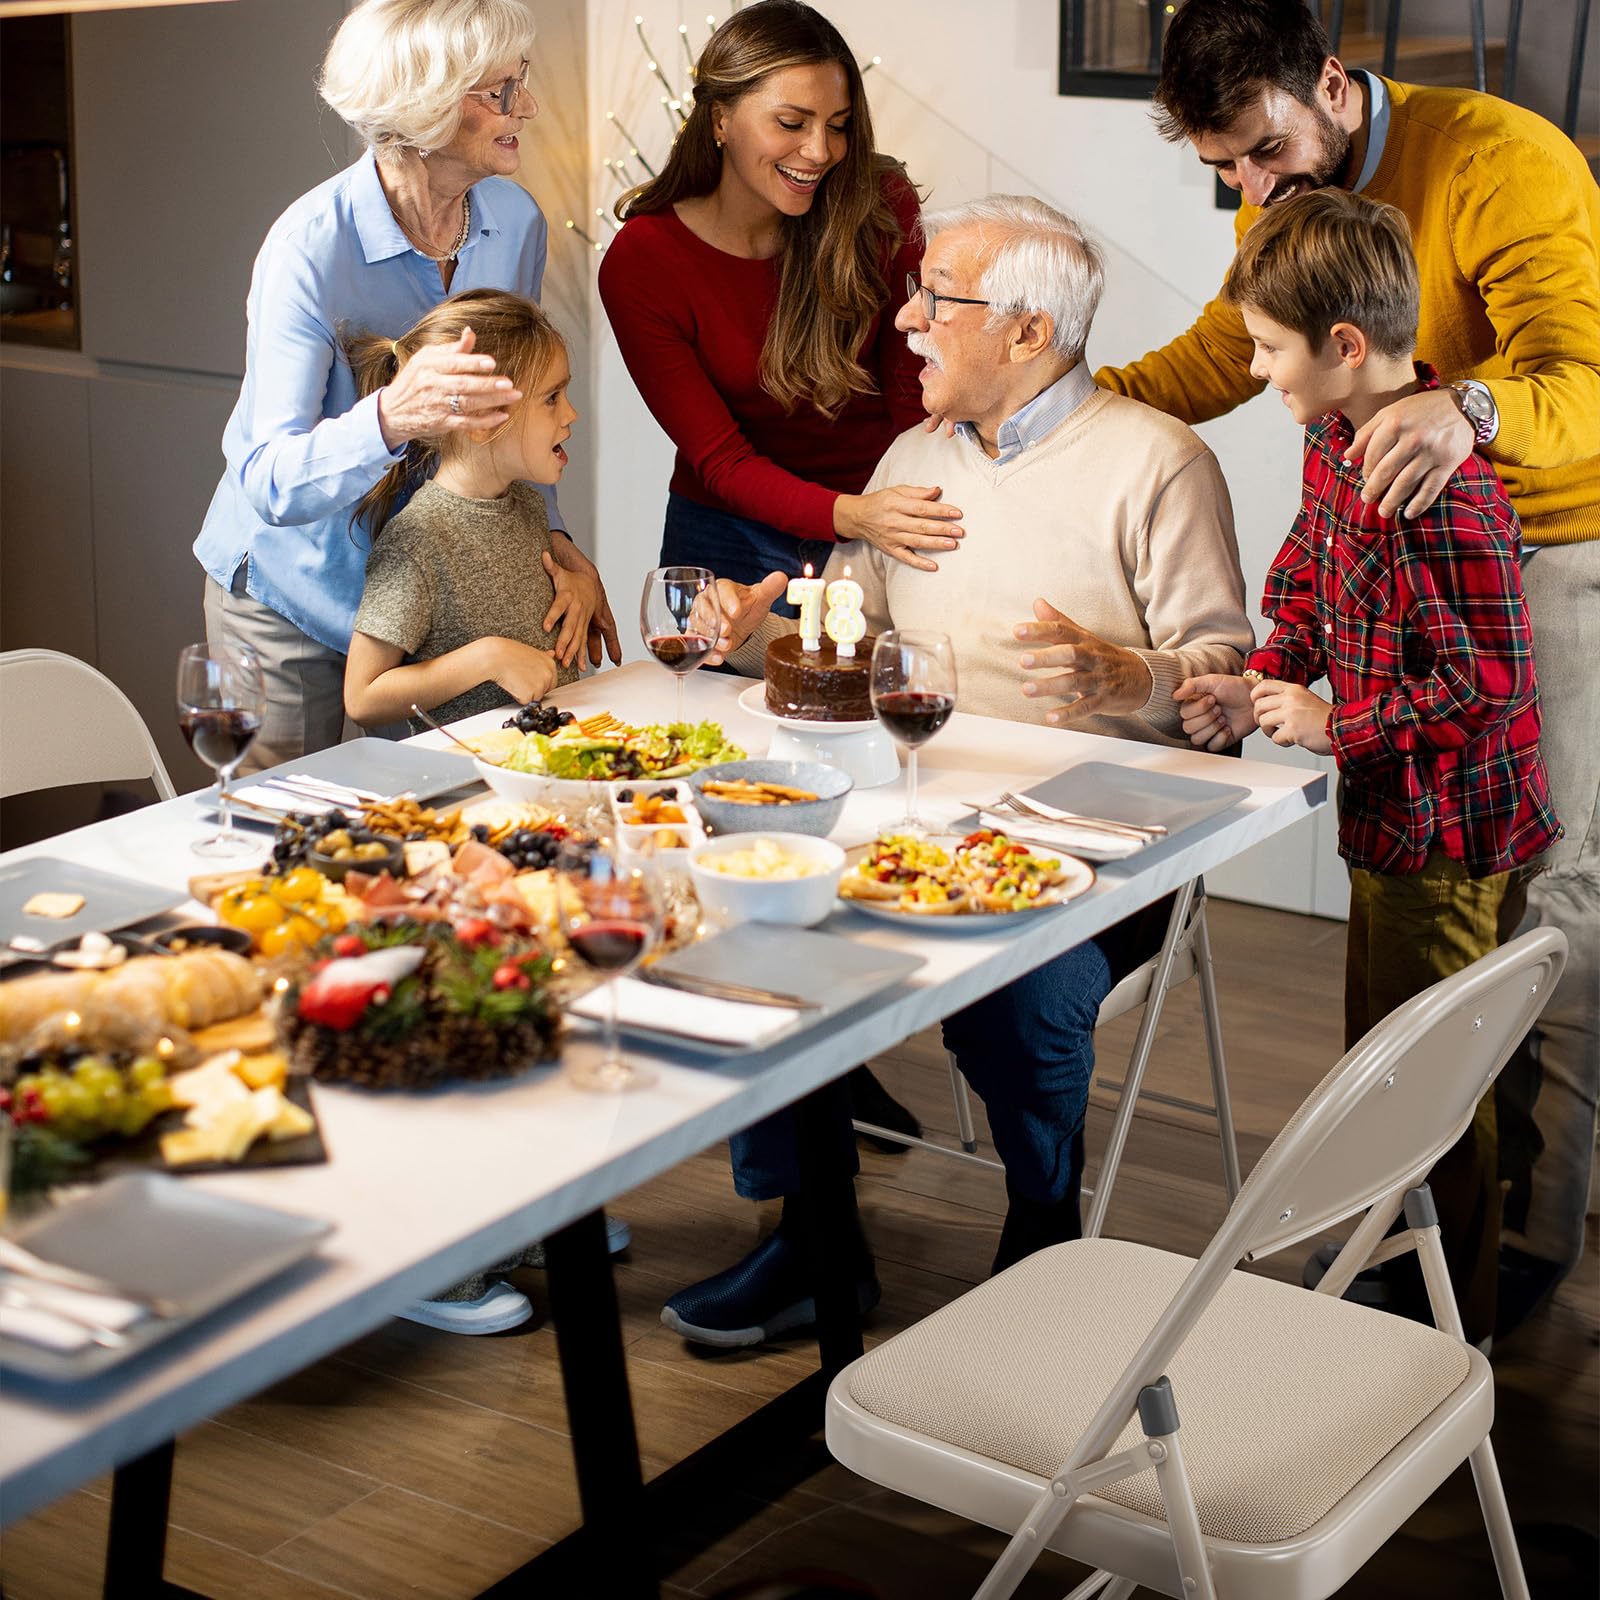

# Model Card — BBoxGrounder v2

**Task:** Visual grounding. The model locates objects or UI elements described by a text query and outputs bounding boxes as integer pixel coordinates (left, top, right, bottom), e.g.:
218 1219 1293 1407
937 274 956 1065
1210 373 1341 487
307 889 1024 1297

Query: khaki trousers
1346 850 1510 1345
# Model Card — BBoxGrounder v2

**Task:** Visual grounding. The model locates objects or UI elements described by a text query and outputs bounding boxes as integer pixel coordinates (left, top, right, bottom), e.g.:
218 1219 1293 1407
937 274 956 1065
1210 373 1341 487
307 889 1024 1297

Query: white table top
0 663 1324 1525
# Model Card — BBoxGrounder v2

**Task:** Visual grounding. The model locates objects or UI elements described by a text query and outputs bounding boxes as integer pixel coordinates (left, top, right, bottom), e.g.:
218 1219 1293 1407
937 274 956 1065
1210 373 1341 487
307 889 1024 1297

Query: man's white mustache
907 333 942 369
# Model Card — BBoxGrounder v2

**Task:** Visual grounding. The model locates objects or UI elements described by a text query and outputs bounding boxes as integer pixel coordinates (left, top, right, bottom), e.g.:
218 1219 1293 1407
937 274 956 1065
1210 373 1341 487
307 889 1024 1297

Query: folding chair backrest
1230 927 1566 1262
1051 928 1565 1476
0 649 177 801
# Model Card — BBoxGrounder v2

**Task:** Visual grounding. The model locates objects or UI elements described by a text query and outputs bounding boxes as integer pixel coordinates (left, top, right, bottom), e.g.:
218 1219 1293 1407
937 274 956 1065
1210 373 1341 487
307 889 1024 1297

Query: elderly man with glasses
660 194 1254 1351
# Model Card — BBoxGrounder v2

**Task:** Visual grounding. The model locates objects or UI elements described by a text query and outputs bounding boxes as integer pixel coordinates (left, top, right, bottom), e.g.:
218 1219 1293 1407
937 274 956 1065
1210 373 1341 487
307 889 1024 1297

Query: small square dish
610 782 704 857
0 1172 333 1381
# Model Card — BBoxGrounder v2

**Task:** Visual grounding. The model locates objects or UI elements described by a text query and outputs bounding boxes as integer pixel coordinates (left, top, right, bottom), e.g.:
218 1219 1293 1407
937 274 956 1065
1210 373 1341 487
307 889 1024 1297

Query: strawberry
298 947 426 1031
331 932 368 959
454 916 501 949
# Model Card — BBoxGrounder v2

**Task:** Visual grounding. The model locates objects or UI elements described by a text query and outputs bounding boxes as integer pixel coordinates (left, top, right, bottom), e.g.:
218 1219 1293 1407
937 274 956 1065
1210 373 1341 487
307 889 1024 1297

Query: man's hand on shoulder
1015 599 1152 723
701 572 788 668
1346 389 1474 520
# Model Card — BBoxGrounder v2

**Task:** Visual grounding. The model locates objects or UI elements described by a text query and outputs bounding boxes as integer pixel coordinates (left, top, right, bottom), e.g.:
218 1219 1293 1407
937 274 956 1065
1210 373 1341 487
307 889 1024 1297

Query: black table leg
103 1439 174 1600
537 1207 656 1598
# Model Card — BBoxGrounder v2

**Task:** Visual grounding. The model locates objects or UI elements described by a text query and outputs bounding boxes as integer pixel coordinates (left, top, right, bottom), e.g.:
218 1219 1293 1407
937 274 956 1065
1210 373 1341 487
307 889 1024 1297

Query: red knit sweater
597 172 927 542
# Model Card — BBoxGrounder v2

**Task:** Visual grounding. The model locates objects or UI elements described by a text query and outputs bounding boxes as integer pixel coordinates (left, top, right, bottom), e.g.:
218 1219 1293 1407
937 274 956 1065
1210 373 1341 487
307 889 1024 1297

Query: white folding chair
828 927 1565 1600
852 876 1241 1236
0 648 175 801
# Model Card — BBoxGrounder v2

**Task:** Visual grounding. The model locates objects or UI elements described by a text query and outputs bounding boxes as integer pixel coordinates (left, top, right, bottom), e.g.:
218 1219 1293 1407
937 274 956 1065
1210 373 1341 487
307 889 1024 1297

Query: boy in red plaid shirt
1175 189 1560 1343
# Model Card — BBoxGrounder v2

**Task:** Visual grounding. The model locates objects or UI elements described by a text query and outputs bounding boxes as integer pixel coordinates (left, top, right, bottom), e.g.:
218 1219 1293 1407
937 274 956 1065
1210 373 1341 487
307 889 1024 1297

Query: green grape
98 1080 127 1123
72 1056 119 1095
127 1055 165 1089
138 1082 174 1117
36 1078 72 1121
118 1099 156 1137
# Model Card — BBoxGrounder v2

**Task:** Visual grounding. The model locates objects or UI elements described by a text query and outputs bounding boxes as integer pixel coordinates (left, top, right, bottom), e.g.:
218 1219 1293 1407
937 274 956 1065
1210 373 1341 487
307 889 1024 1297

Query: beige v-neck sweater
739 386 1252 747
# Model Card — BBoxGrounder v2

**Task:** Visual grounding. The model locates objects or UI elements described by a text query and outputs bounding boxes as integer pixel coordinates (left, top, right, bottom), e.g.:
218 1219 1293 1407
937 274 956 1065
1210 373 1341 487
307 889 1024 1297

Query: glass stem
217 762 237 835
604 976 621 1070
675 671 685 724
905 747 920 824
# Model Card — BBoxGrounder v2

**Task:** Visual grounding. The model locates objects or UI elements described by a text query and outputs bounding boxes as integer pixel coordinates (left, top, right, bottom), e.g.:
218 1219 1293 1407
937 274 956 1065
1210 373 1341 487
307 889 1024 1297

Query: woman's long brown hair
619 0 908 419
345 288 564 538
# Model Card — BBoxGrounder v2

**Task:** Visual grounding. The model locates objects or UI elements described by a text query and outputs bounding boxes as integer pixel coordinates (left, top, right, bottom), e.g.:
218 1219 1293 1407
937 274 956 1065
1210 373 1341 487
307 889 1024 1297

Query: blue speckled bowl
687 760 853 838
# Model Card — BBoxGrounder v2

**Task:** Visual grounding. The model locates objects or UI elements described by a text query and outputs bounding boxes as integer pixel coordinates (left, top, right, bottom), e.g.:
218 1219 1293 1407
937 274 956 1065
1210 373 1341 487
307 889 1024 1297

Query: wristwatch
1447 379 1498 446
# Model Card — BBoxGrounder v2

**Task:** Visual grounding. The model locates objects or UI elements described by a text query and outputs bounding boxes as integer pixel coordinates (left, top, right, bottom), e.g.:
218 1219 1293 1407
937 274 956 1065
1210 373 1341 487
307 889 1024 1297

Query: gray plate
0 857 184 948
956 761 1250 860
623 925 924 1055
0 1172 333 1381
204 737 478 824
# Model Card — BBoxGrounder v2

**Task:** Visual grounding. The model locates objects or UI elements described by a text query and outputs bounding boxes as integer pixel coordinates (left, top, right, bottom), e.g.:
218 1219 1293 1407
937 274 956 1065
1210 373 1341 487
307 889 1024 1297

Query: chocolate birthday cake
765 631 877 722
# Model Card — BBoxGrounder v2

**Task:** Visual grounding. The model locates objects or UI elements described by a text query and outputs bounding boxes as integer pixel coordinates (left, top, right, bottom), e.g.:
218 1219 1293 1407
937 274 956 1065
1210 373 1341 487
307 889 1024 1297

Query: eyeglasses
466 60 531 118
905 272 990 321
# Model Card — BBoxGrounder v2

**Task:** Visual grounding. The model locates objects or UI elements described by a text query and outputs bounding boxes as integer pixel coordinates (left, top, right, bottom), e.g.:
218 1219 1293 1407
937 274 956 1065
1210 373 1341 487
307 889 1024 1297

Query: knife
639 969 820 1010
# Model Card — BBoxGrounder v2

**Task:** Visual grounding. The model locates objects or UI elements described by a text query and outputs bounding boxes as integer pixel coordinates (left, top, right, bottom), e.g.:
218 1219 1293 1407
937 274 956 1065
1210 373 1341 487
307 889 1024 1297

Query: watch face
1453 383 1493 425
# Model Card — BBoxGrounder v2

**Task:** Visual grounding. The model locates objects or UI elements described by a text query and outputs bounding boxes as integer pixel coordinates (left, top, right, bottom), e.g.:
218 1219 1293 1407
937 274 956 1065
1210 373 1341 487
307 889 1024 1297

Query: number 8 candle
787 562 826 652
824 566 866 658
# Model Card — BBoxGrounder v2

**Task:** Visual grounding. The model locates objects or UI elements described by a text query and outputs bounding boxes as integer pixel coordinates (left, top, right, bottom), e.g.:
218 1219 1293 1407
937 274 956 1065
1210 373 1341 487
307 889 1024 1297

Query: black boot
660 1194 878 1348
991 1174 1082 1276
847 1065 922 1154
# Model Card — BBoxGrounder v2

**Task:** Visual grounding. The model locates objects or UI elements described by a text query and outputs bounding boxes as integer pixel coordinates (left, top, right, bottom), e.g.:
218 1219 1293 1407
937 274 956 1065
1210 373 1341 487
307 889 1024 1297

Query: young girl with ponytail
343 288 580 732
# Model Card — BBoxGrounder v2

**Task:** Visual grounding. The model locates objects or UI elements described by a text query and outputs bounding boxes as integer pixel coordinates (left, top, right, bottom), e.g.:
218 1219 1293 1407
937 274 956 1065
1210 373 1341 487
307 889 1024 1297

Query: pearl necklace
390 193 472 262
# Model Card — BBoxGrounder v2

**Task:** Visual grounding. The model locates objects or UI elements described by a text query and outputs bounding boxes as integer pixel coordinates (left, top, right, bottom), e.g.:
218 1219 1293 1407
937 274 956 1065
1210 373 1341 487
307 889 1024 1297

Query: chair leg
1084 877 1198 1240
1192 883 1242 1201
946 1050 981 1154
1469 1435 1532 1600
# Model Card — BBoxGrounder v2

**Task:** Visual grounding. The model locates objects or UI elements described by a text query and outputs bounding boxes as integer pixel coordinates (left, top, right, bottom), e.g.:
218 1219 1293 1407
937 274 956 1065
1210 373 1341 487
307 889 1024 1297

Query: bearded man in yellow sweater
1099 0 1599 1333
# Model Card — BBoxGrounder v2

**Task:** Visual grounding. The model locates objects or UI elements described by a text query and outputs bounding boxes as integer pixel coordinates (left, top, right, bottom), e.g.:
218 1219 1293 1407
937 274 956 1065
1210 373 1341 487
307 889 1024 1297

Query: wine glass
871 629 957 835
176 642 265 857
561 843 664 1092
640 566 720 724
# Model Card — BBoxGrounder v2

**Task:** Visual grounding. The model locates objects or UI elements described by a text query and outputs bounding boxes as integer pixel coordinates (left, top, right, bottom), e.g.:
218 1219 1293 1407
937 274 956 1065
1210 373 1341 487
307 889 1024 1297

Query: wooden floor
3 901 1595 1599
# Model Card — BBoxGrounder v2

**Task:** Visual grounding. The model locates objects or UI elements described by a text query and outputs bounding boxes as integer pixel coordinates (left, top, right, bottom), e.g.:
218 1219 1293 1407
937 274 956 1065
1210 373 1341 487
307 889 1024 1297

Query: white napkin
223 784 333 816
0 1274 149 1353
570 977 802 1048
977 810 1147 862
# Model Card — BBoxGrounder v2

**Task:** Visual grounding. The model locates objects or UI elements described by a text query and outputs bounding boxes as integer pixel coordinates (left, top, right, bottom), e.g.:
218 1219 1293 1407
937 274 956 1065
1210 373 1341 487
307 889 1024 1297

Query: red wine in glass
871 629 957 834
567 918 652 972
871 691 954 748
640 566 720 722
176 642 266 858
180 707 263 770
644 633 714 674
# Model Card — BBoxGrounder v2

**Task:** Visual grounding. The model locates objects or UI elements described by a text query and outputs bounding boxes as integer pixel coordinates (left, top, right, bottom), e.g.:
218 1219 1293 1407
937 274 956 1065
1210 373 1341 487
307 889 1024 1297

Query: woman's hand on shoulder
833 485 964 572
376 328 521 452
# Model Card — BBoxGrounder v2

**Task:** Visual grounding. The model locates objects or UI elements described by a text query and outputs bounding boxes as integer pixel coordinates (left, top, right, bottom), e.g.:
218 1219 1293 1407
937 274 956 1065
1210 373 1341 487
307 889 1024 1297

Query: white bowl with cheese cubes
687 832 845 929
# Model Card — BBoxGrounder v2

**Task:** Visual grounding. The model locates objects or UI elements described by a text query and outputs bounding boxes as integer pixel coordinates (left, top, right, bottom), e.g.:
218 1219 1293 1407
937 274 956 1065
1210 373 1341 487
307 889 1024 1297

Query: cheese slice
234 1050 288 1091
22 892 85 919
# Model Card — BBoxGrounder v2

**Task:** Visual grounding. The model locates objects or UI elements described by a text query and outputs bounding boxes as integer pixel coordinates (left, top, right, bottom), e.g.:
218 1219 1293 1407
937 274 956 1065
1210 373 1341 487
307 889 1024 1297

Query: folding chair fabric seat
834 1238 1484 1592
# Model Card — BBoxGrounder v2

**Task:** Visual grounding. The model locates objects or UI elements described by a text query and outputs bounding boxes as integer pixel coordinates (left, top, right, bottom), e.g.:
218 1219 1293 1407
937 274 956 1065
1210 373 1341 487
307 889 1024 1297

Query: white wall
580 0 1345 918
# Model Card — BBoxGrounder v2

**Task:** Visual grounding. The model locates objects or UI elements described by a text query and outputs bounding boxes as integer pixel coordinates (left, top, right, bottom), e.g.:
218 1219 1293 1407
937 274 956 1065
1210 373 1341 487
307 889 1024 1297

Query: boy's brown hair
345 288 565 537
1223 188 1419 358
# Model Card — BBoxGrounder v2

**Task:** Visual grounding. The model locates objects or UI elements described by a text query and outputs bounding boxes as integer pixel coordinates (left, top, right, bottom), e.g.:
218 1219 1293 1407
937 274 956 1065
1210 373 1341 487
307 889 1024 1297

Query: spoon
409 704 503 765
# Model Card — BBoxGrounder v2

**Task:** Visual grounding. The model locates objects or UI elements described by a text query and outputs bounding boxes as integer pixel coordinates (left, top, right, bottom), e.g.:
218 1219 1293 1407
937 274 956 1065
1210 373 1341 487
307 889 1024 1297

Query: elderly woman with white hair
194 0 617 769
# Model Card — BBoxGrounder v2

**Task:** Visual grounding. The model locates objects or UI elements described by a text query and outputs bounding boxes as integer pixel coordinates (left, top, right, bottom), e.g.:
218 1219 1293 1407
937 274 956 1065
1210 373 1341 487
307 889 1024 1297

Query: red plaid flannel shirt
1248 368 1561 877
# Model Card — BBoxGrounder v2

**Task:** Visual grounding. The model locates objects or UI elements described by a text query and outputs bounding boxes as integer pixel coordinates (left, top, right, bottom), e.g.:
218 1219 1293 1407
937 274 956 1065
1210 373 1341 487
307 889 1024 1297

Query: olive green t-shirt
353 479 580 728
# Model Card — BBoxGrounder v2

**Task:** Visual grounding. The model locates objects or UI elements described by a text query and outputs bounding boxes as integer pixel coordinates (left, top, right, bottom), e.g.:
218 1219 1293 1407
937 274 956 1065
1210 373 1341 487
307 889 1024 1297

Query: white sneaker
396 1277 533 1335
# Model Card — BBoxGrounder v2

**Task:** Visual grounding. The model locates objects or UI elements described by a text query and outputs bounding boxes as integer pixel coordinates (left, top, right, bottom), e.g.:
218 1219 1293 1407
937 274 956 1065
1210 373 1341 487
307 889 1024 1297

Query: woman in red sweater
597 0 964 601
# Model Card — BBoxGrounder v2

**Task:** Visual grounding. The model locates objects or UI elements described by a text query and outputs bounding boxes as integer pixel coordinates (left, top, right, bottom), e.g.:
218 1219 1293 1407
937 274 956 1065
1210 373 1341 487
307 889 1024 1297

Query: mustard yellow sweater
1099 79 1600 546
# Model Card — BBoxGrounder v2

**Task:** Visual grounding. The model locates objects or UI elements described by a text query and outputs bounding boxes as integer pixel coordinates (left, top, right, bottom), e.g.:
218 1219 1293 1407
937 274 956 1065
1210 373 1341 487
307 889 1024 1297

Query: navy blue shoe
660 1231 880 1349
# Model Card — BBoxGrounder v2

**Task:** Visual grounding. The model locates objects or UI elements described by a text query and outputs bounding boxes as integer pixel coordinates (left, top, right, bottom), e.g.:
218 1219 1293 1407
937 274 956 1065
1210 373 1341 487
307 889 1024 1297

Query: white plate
839 833 1095 929
737 681 879 734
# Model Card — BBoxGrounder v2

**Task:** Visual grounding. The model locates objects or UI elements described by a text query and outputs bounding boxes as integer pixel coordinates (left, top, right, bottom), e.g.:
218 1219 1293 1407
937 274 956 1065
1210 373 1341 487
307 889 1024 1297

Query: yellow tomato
270 866 323 906
218 887 285 933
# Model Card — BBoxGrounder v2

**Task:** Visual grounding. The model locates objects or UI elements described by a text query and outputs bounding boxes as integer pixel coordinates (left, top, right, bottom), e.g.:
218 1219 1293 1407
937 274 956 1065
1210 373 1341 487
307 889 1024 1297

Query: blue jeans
728 901 1171 1204
661 493 834 619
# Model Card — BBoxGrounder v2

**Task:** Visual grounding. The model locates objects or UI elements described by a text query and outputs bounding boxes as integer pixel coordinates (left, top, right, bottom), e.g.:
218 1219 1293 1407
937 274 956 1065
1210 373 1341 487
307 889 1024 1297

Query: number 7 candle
787 563 826 652
824 567 866 658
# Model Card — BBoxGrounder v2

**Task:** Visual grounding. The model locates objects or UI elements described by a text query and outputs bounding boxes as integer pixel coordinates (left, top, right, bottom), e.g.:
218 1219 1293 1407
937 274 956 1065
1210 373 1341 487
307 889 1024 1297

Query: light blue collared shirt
193 152 557 653
1353 71 1390 193
955 360 1098 465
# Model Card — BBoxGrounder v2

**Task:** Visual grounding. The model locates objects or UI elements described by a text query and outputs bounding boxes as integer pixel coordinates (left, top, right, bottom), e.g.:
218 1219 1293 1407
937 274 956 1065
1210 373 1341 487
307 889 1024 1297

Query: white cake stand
736 684 900 789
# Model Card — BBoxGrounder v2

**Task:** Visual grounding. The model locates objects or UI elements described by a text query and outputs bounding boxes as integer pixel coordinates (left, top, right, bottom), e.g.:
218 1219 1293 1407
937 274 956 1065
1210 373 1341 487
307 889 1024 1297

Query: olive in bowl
307 828 405 883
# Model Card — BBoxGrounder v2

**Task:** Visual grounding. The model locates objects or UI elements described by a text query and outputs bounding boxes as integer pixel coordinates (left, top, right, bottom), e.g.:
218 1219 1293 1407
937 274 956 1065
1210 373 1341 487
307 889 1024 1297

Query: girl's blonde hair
319 0 535 165
346 288 564 537
620 0 909 419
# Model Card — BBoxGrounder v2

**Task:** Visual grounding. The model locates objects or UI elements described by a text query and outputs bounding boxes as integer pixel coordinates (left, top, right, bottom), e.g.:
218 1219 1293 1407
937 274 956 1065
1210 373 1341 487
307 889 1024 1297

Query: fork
274 774 389 805
992 791 1166 840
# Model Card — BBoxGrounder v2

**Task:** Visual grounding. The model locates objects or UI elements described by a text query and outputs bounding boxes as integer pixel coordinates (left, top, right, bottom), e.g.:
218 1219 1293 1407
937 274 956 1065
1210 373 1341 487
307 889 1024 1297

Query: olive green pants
1346 850 1510 1345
